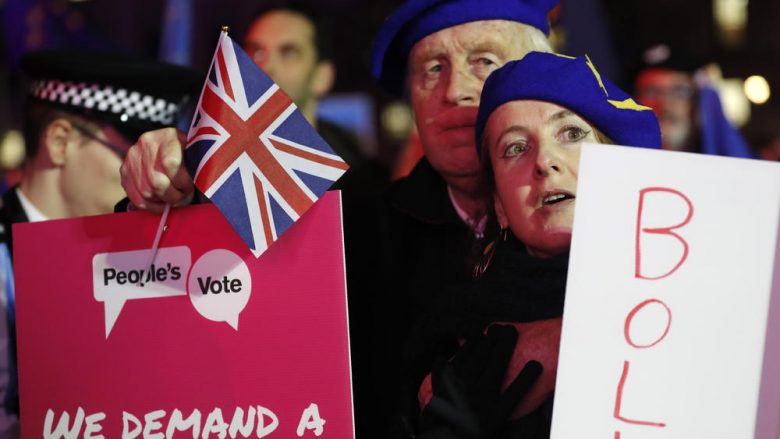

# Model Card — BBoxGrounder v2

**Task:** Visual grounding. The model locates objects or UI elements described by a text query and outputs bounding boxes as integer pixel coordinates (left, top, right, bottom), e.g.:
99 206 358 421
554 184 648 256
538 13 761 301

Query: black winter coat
344 158 485 438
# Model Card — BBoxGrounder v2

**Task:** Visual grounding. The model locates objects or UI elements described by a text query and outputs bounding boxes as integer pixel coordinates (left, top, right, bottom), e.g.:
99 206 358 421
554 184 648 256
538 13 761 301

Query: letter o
624 299 672 349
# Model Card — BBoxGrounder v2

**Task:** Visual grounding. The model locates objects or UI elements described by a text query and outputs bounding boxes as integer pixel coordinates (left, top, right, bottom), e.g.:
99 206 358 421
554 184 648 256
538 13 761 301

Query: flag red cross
195 86 312 217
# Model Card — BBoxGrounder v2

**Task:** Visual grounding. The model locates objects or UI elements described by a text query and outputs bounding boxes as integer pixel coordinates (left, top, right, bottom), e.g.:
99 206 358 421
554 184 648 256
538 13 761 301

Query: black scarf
419 233 568 341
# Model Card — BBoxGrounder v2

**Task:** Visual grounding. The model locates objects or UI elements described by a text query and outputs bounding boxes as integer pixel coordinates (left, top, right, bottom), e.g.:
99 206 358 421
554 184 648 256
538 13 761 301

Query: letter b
635 187 693 280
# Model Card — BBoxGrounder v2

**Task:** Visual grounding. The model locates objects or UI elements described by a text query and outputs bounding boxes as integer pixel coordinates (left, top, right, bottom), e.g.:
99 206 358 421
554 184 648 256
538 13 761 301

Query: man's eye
280 47 300 60
502 141 528 158
250 51 266 64
471 54 500 70
427 63 442 73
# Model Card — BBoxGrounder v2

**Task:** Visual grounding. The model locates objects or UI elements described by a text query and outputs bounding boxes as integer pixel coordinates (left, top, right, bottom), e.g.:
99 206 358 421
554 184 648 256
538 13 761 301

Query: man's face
61 122 129 217
244 10 320 110
407 20 544 186
635 68 695 152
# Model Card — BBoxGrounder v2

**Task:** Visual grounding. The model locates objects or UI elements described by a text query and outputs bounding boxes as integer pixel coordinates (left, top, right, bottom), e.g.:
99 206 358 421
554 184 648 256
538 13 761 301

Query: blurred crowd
0 0 778 438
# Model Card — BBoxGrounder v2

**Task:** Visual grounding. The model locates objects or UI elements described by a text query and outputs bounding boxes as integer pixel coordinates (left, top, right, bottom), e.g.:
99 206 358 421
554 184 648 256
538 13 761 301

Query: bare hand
120 128 194 212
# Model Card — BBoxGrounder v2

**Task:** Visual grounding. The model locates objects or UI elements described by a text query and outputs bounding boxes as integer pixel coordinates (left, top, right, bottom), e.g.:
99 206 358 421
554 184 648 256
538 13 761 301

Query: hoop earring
473 228 507 279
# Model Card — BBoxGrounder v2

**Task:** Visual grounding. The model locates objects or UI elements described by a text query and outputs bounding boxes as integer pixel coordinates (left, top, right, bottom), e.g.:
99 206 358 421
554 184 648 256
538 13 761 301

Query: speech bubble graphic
187 249 251 330
93 246 191 338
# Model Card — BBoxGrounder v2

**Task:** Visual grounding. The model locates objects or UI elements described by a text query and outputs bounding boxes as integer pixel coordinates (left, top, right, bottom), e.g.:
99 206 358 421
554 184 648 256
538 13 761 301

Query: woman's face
486 100 598 258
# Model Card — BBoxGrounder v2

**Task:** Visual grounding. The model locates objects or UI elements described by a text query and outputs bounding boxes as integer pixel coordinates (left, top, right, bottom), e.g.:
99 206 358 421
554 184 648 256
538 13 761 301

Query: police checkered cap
22 49 202 137
29 79 181 125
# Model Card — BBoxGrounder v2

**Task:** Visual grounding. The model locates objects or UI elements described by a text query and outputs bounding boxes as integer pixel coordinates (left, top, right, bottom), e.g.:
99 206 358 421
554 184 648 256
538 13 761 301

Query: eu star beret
475 51 661 155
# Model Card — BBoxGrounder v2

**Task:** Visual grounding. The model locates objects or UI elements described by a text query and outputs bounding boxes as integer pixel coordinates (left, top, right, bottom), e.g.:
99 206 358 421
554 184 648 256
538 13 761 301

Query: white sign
92 246 191 337
551 144 780 439
187 248 252 330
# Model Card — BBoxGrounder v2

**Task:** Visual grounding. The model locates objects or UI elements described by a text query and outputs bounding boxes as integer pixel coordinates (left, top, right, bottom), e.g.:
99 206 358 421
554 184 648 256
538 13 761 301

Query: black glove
417 324 543 439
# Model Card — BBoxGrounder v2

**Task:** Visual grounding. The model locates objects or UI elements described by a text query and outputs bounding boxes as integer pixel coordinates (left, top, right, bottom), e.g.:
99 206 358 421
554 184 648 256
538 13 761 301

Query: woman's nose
534 145 561 177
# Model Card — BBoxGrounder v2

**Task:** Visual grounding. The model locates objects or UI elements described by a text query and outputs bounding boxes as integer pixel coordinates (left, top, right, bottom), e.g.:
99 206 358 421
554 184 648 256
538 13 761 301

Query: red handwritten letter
624 299 672 349
635 187 693 280
613 361 667 428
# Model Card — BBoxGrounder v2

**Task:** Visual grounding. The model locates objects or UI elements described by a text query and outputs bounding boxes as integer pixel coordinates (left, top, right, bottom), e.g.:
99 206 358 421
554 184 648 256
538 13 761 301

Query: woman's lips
540 190 576 207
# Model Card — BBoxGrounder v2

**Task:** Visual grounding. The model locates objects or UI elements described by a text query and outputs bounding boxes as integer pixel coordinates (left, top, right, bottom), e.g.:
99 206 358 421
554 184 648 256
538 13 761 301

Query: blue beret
475 52 661 154
371 0 558 96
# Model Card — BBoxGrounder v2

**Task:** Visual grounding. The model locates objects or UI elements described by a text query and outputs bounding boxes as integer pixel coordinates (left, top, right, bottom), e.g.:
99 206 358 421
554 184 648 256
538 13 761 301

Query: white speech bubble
187 249 251 330
93 246 191 338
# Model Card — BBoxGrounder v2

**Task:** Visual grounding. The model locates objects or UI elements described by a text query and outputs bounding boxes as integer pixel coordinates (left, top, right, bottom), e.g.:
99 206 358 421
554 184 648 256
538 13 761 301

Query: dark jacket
0 189 29 260
398 233 569 438
0 188 29 418
319 119 389 206
344 158 485 438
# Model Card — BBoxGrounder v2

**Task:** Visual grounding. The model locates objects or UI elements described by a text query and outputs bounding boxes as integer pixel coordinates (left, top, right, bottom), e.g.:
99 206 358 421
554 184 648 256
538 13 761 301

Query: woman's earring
473 227 507 279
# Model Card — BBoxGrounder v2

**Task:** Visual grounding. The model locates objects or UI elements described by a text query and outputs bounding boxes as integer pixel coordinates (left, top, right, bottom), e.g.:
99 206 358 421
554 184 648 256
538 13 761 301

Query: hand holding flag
184 30 348 257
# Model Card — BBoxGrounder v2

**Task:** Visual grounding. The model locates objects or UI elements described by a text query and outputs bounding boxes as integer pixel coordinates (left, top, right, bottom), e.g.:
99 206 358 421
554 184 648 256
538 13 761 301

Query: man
5 49 200 233
0 49 199 432
365 0 556 308
634 44 755 158
355 1 559 436
244 4 387 195
117 4 385 210
118 0 558 436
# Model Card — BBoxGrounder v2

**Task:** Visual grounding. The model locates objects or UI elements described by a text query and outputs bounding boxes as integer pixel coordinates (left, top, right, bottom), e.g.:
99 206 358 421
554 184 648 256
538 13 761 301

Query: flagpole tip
221 25 230 34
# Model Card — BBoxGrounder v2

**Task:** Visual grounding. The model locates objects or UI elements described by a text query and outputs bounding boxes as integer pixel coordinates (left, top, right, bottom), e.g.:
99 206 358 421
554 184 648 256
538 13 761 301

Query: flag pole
144 25 231 277
144 204 170 276
145 25 231 274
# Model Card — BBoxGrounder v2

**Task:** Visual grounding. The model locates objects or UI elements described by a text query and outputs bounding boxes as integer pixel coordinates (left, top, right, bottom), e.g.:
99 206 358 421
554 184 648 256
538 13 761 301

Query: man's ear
493 192 509 229
311 60 335 99
42 118 73 166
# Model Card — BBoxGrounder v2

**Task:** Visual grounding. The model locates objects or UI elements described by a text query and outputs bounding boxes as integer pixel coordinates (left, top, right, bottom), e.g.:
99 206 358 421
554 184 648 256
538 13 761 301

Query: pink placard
14 191 353 438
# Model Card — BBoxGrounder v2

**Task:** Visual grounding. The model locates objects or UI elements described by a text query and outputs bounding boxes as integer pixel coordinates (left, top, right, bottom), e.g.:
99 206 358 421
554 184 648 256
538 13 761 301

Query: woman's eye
502 141 528 158
562 126 590 142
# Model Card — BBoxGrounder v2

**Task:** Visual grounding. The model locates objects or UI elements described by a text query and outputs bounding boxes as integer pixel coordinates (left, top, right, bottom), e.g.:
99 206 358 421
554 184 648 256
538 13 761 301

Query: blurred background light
714 0 748 47
720 78 751 127
0 130 25 170
744 75 771 104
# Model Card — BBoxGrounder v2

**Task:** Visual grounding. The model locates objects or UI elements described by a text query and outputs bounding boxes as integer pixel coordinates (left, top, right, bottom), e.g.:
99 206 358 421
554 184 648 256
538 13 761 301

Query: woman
476 51 660 259
402 52 661 439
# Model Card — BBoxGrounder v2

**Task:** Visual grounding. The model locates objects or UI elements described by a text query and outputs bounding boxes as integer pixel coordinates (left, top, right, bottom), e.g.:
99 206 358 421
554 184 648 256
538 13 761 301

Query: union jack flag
185 32 349 257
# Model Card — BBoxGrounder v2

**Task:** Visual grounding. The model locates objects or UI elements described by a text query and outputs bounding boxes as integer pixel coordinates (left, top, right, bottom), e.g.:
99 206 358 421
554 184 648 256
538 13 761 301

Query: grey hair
510 22 553 55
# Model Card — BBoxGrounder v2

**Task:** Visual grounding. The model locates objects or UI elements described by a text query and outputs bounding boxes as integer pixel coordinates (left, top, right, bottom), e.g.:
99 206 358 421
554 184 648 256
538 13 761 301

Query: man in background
634 44 755 158
244 3 388 196
0 49 199 435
